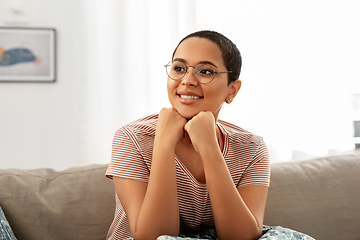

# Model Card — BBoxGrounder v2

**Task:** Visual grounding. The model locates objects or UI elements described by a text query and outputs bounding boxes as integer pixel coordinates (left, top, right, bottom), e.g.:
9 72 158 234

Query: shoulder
120 114 158 136
111 114 158 162
112 114 158 151
218 120 270 188
217 119 264 146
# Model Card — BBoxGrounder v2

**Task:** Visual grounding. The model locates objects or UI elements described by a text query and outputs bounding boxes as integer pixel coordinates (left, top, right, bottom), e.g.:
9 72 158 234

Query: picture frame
0 27 56 82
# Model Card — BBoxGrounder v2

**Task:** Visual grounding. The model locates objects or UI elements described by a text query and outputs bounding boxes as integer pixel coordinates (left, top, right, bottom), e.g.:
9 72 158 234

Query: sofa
0 154 359 240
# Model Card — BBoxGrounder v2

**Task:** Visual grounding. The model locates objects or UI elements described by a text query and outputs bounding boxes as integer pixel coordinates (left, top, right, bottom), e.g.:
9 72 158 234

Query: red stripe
105 114 270 239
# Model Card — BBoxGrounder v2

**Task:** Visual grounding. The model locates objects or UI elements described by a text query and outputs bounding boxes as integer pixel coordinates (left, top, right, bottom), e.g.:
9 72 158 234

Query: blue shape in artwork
0 47 39 66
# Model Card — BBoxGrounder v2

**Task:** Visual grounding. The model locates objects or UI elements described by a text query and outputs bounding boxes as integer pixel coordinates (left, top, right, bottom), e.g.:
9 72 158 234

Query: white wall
0 0 89 170
196 0 358 160
1 0 359 170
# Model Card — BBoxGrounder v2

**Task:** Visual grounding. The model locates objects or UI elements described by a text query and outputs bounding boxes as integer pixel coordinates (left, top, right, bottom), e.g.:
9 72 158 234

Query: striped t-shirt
105 114 270 239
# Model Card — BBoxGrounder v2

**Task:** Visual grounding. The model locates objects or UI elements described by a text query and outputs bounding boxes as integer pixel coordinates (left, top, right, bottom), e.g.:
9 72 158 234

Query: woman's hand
184 111 218 155
185 111 267 240
156 108 188 149
117 108 186 240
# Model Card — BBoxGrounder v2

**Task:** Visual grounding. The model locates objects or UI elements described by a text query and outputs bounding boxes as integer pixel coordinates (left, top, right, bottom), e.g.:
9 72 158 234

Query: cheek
167 79 174 94
206 83 229 102
167 79 178 100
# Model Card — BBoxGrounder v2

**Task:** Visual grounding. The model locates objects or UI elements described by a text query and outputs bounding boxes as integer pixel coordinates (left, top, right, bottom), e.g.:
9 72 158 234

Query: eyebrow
173 58 218 69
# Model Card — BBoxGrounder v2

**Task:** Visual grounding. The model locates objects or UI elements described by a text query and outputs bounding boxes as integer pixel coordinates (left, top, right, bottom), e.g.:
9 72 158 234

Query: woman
106 30 270 240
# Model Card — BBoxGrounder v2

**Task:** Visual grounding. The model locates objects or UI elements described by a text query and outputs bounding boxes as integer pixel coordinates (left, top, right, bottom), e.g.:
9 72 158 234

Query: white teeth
180 95 200 99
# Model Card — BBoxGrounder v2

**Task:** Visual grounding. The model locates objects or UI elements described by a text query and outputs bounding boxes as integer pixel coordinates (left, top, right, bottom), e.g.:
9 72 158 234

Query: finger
184 120 190 133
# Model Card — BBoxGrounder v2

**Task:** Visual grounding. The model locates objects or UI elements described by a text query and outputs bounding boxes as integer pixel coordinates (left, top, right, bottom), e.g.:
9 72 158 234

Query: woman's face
167 37 239 120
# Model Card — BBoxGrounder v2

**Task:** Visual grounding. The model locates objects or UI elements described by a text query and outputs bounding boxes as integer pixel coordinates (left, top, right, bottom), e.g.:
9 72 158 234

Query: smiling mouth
179 95 202 99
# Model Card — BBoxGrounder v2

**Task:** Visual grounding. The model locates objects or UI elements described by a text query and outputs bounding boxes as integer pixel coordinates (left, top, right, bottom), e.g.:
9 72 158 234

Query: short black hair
172 30 242 85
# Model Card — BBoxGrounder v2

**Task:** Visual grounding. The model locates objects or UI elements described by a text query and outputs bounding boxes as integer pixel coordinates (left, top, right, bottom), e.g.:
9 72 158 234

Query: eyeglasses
164 60 232 84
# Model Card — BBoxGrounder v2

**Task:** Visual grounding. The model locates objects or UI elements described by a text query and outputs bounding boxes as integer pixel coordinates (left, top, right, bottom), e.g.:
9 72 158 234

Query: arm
113 108 187 240
185 111 269 240
201 151 267 240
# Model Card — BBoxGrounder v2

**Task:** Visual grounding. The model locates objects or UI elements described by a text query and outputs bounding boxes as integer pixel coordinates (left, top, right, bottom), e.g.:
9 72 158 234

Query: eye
173 65 185 73
197 65 214 75
171 61 187 74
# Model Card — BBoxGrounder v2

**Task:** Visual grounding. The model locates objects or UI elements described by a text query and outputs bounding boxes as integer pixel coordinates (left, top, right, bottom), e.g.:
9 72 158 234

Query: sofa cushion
0 164 115 240
264 154 360 240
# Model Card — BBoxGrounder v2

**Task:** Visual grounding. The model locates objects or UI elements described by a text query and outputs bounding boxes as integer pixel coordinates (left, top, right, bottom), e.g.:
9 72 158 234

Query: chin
176 109 198 120
179 112 197 120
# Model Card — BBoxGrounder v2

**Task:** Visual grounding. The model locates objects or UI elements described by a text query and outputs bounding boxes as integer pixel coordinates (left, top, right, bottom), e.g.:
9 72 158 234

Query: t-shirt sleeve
105 127 149 183
238 139 270 188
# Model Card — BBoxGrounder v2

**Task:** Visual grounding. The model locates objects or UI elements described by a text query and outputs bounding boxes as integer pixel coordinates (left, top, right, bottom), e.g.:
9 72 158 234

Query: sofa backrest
264 154 360 240
1 154 360 240
0 164 115 240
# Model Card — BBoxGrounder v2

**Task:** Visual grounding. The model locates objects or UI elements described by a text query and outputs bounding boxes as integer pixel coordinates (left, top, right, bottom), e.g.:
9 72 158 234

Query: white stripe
105 114 270 239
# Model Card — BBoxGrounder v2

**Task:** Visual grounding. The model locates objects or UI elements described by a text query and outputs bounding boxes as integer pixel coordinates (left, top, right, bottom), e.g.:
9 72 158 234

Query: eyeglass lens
166 60 215 84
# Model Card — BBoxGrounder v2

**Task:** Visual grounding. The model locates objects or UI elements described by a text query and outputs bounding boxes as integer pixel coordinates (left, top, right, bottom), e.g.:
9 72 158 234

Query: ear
226 79 241 103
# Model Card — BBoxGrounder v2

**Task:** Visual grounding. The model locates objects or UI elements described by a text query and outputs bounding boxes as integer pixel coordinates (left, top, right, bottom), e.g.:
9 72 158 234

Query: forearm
202 149 262 240
133 143 180 239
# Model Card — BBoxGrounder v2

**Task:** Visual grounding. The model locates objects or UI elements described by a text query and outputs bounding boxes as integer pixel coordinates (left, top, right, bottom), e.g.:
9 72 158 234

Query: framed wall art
0 27 56 82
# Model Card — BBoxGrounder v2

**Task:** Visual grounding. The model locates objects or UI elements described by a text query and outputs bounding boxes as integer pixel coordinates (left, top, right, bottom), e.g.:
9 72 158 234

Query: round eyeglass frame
164 61 232 84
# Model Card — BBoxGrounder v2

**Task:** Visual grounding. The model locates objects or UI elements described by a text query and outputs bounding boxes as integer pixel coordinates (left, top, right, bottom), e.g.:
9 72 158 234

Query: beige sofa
0 154 359 240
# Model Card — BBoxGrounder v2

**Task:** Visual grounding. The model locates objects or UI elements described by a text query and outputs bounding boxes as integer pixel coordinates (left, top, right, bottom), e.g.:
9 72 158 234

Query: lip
177 91 203 104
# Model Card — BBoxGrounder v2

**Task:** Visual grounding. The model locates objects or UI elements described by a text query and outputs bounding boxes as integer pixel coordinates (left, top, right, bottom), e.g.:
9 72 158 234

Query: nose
181 66 198 86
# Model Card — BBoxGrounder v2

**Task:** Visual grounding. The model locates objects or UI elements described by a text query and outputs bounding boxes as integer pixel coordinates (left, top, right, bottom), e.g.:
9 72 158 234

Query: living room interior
0 1 360 240
1 0 359 171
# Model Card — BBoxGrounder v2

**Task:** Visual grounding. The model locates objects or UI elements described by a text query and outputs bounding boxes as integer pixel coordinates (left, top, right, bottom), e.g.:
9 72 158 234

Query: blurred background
0 0 359 170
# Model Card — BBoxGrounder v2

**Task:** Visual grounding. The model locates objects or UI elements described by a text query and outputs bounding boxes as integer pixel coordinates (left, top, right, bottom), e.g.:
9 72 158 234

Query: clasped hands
156 108 219 155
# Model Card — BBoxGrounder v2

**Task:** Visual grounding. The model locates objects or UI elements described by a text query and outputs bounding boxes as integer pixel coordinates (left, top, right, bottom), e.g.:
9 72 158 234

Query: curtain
80 0 357 165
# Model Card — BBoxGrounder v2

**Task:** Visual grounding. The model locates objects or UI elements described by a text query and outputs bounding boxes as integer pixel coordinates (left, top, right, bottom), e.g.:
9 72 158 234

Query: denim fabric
260 225 315 240
0 207 17 240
